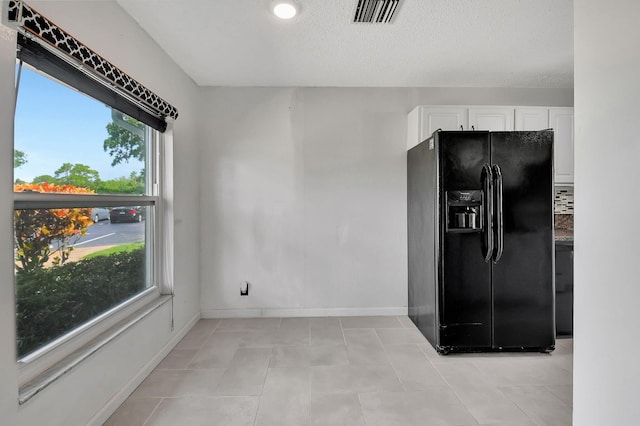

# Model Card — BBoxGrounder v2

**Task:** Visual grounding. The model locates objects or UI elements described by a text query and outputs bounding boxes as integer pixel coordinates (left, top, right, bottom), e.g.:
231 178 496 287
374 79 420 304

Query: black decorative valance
6 0 178 132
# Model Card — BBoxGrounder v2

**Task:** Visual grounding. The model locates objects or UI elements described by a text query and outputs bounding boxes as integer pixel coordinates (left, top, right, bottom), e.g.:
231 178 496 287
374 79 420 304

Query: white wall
0 2 579 423
574 1 640 424
0 2 201 425
199 87 573 317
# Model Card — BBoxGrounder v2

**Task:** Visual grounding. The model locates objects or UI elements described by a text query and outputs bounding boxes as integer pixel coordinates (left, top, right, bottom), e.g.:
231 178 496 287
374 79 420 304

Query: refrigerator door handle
482 164 494 263
492 164 504 263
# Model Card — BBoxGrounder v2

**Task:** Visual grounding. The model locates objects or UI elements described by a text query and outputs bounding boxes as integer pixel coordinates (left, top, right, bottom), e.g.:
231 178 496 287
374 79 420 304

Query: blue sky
13 66 142 183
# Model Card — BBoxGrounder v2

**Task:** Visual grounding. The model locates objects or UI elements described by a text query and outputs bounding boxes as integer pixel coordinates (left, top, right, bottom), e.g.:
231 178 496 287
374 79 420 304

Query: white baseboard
87 311 201 426
201 306 408 319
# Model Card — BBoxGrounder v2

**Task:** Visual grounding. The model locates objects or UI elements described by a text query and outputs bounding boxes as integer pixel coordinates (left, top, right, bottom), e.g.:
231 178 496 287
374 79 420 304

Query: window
7 2 177 389
13 65 159 363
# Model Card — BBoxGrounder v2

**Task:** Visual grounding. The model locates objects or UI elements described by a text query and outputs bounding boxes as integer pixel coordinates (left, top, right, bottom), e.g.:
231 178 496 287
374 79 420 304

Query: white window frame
12 70 167 385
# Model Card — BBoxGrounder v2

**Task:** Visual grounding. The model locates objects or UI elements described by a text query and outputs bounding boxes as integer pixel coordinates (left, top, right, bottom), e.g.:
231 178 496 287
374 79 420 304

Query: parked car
91 207 110 223
109 207 145 223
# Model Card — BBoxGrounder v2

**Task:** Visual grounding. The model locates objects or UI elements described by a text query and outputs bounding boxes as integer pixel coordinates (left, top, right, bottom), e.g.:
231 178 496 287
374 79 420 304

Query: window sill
18 295 172 405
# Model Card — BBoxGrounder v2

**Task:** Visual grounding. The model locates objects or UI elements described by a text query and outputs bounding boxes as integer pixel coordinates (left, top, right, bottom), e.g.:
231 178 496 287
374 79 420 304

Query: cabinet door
515 107 549 130
549 108 574 184
468 108 514 131
555 244 574 336
408 106 467 150
421 107 468 134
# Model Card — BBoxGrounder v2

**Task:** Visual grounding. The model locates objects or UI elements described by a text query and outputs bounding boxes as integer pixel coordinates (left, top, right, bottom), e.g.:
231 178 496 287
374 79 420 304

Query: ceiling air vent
353 0 400 23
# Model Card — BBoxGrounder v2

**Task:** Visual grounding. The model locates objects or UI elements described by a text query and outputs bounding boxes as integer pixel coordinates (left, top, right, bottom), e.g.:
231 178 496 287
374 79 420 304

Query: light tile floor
105 317 573 426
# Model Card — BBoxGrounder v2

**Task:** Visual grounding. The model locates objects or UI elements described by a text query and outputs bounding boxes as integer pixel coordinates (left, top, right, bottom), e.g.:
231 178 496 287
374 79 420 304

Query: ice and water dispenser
446 190 483 232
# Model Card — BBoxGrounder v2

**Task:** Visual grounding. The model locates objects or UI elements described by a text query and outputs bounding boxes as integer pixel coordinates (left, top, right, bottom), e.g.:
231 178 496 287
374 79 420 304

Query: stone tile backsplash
554 186 574 214
554 186 574 230
555 214 574 230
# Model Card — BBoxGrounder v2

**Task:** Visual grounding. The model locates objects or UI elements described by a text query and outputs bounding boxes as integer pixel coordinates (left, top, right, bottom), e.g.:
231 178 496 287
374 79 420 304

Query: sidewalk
15 245 115 269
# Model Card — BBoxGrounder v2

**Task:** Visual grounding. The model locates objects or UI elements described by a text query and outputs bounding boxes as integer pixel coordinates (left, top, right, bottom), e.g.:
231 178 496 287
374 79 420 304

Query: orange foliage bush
14 183 95 272
14 182 95 195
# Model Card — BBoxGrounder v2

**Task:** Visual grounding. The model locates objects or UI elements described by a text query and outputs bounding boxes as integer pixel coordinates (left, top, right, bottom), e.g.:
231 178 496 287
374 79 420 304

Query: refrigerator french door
408 130 555 354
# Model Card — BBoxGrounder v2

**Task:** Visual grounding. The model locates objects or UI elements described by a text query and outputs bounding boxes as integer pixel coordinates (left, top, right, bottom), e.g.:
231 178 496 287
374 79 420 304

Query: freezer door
438 132 492 349
490 131 555 350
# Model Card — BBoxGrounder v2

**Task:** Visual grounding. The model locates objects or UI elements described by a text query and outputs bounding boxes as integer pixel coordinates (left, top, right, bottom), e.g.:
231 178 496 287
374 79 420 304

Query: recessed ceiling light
272 1 298 19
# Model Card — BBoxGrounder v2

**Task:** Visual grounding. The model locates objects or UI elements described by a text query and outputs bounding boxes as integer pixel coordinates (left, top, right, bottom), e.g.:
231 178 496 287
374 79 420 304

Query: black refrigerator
408 130 555 354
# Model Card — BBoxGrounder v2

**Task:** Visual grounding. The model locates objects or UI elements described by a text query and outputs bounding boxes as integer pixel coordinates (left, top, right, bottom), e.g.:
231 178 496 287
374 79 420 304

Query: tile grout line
397 315 410 329
496 386 540 425
253 323 277 426
306 317 312 424
341 318 383 425
178 320 216 368
307 358 312 426
421 352 503 426
544 384 573 410
140 397 164 426
183 348 199 370
338 317 348 349
499 385 550 426
211 318 222 333
251 392 263 426
375 329 409 392
356 392 369 426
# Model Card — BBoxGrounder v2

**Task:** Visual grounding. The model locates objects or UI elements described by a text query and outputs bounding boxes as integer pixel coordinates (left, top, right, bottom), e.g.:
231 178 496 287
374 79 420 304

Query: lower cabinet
555 242 574 336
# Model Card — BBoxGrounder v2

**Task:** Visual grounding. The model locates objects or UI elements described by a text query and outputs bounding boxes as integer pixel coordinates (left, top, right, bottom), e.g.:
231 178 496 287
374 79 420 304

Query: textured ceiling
116 0 573 88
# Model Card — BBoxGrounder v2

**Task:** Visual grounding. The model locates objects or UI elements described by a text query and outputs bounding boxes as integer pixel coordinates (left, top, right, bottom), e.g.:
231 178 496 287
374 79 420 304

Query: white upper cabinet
421 107 468 133
407 106 467 150
549 107 575 184
517 107 574 184
468 107 514 131
515 107 550 130
409 106 574 184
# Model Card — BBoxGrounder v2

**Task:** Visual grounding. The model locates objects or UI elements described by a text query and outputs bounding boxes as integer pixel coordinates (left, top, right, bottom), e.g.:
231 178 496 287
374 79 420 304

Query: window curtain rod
5 0 179 131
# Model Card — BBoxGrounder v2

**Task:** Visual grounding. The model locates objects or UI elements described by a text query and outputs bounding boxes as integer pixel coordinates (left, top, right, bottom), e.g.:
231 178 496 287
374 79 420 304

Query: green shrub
15 247 146 357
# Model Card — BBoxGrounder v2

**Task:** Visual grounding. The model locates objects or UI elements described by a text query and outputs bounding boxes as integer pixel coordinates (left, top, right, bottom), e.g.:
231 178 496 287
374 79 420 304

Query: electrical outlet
240 281 249 296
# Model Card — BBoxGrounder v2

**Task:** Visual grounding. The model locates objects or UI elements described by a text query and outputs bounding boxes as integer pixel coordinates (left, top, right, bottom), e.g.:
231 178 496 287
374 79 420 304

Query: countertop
555 229 574 244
